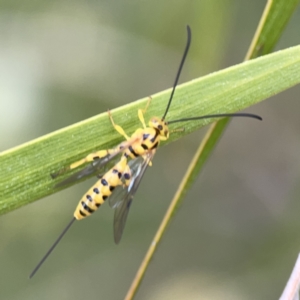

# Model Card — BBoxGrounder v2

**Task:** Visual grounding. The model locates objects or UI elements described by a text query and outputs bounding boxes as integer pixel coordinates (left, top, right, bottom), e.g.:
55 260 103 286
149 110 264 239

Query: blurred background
1 1 300 299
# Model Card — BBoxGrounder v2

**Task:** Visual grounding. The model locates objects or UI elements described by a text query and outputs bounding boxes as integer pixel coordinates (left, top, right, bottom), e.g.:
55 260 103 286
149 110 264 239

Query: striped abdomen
74 157 131 220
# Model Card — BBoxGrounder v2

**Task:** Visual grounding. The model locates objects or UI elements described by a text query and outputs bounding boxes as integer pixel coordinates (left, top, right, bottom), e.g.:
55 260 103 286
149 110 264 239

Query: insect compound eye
158 125 163 131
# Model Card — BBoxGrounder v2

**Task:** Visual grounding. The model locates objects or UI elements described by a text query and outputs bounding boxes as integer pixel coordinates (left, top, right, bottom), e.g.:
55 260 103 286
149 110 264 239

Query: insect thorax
149 117 169 140
123 127 159 159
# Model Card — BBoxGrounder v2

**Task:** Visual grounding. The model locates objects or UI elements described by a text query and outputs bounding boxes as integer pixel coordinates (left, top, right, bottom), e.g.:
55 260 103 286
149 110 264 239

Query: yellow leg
70 150 113 170
138 96 152 128
51 149 114 179
108 110 130 140
170 127 185 134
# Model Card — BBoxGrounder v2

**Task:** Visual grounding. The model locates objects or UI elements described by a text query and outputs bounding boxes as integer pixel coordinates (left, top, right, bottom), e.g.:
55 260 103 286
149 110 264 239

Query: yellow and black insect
30 25 262 278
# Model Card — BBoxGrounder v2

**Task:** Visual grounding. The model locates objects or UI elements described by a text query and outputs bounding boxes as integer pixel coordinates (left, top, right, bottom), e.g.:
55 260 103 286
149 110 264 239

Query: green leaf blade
2 45 300 215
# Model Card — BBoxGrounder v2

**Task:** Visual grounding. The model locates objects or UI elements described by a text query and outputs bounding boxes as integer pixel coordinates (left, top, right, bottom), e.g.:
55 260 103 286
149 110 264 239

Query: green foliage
2 44 300 215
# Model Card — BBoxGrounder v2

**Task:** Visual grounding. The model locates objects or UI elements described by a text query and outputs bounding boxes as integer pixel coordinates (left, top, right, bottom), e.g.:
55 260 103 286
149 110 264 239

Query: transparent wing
54 139 138 188
54 154 121 188
108 156 144 209
113 150 155 244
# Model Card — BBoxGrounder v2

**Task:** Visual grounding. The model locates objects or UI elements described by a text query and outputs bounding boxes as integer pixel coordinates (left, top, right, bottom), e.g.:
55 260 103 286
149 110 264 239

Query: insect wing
54 154 121 188
113 151 155 244
54 139 138 188
108 157 144 209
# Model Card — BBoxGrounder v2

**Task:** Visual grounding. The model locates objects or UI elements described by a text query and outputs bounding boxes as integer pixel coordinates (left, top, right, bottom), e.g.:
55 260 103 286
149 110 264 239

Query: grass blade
280 253 300 300
123 0 300 298
2 43 300 215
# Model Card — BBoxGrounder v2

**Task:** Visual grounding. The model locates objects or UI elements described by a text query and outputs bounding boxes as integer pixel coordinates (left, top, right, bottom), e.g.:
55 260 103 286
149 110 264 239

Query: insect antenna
162 25 192 121
29 217 76 278
167 112 262 124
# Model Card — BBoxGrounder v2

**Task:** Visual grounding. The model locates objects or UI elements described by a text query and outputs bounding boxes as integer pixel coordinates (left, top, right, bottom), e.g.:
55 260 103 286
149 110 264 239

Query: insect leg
138 96 152 128
170 128 185 134
108 110 130 140
69 150 114 170
51 149 115 179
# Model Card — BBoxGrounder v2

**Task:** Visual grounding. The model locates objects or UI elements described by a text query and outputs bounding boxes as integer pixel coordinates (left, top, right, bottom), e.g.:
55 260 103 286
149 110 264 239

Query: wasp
30 25 262 278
